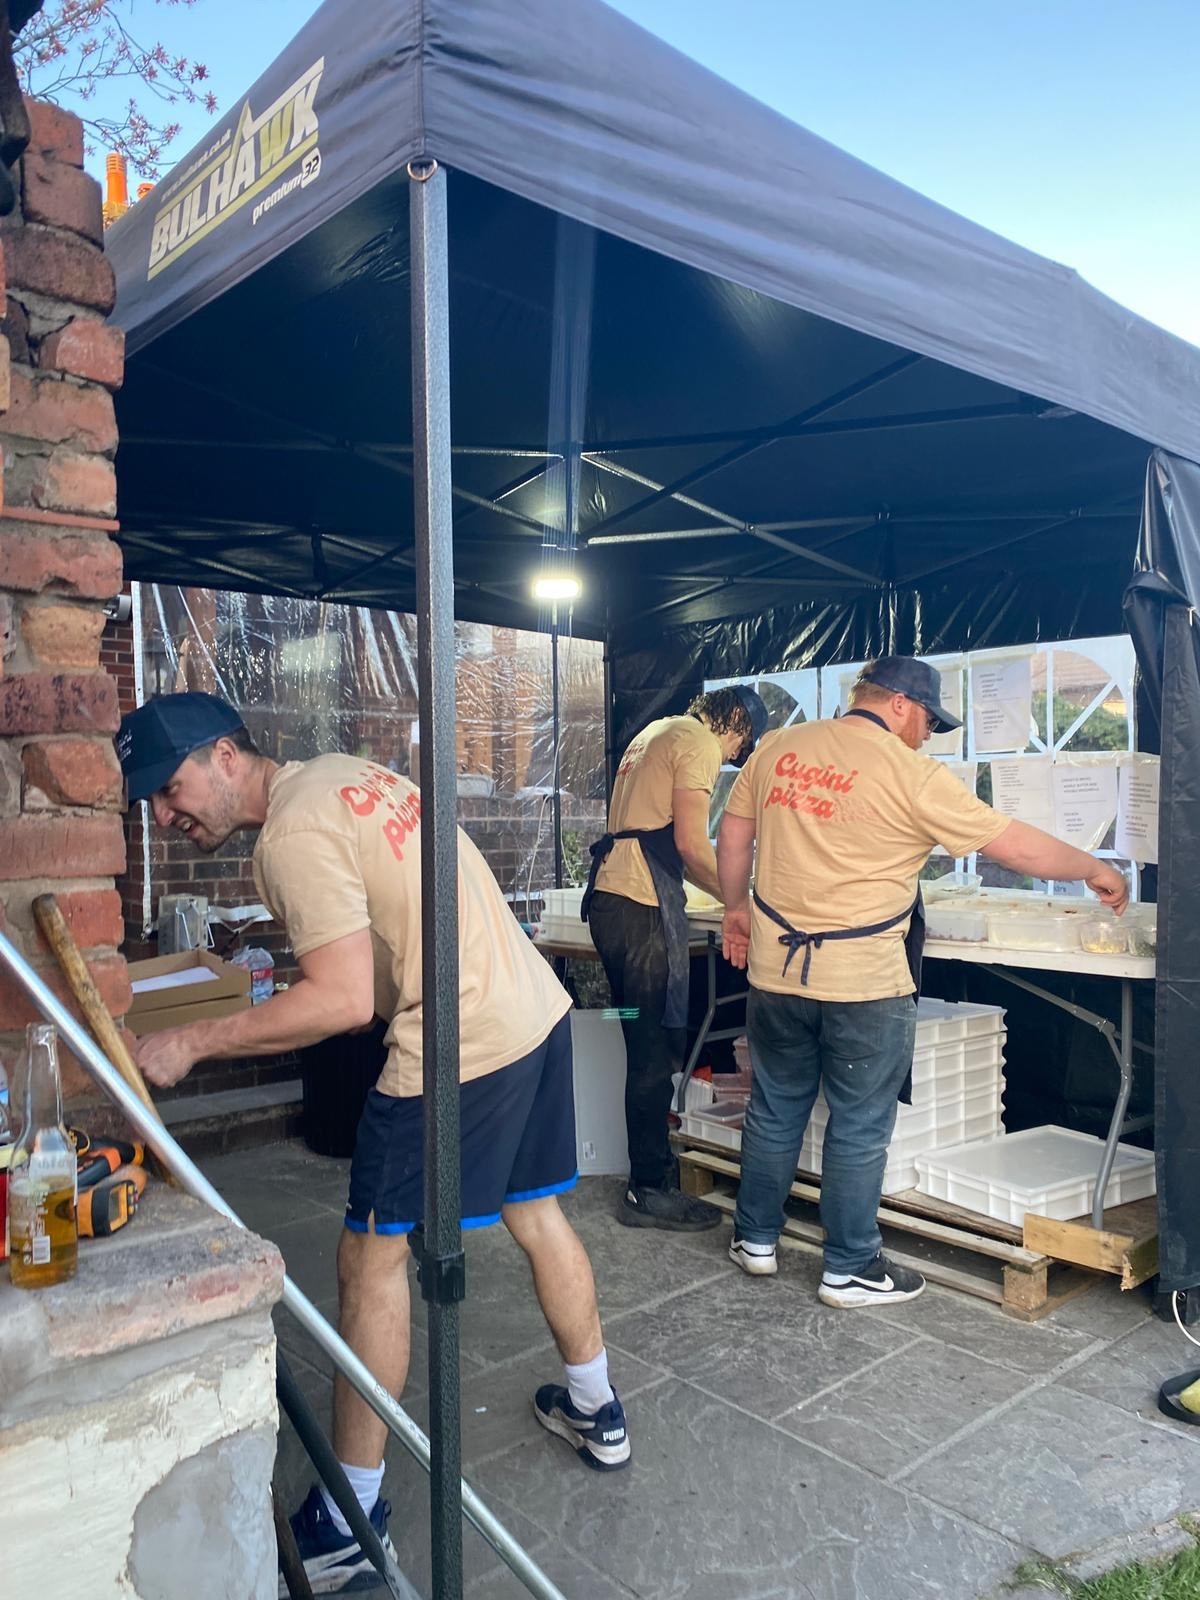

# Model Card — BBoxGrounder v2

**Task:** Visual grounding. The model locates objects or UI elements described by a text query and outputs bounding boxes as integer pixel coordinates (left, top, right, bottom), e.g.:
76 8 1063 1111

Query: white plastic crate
538 915 593 945
677 1102 745 1151
915 997 1006 1043
914 1125 1156 1224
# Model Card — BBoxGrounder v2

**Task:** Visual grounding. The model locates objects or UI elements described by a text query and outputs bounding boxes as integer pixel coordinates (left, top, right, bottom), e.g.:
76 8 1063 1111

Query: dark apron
750 705 927 1102
581 822 691 1028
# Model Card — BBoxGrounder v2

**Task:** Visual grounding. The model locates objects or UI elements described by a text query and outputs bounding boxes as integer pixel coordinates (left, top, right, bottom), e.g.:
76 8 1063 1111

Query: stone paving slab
202 1143 1200 1599
779 1334 1033 1479
913 1384 1200 1559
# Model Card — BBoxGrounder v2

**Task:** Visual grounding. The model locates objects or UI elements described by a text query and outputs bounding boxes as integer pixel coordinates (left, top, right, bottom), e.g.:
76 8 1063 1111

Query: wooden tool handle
33 894 177 1185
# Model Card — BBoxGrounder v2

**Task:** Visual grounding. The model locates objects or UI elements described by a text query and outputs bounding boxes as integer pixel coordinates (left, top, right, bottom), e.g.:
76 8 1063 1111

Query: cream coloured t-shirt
595 716 722 906
253 755 571 1097
725 716 1009 1001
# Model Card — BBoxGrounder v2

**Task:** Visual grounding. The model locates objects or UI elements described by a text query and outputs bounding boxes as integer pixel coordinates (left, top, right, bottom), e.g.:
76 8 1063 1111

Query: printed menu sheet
972 655 1033 751
1116 756 1160 864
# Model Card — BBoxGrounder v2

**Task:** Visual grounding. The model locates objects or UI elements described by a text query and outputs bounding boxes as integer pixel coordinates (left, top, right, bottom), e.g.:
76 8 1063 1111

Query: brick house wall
0 98 129 1100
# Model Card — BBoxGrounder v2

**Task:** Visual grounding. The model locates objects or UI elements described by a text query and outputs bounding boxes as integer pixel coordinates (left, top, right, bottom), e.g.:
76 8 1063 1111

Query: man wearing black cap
717 656 1128 1304
117 692 632 1592
582 685 769 1231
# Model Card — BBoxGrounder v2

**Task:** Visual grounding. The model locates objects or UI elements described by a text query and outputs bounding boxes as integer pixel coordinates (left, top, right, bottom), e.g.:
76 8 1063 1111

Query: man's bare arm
136 928 376 1088
980 821 1128 913
673 787 721 900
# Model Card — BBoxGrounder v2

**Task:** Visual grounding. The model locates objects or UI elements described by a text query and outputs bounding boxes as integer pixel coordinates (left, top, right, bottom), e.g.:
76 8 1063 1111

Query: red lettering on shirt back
338 769 423 860
765 756 856 819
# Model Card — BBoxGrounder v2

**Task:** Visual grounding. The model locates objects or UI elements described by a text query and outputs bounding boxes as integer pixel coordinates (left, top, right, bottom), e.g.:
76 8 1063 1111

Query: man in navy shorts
118 693 631 1595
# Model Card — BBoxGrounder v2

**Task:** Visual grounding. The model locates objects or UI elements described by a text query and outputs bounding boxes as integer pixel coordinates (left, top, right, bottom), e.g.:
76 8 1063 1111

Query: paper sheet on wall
926 667 965 758
1116 757 1160 863
973 656 1033 750
990 756 1054 830
929 761 978 854
1051 761 1119 850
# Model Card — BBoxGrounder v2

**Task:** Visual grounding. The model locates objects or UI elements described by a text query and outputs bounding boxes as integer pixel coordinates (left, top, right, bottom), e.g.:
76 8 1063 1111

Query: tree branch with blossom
15 0 217 177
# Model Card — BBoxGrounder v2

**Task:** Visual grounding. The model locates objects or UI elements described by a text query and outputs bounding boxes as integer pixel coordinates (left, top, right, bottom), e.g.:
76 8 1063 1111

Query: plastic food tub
1078 917 1129 956
677 1102 745 1151
986 911 1081 952
541 887 586 920
925 904 988 942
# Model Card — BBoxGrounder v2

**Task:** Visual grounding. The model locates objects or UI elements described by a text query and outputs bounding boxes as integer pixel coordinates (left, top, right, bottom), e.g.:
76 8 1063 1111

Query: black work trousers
587 889 685 1188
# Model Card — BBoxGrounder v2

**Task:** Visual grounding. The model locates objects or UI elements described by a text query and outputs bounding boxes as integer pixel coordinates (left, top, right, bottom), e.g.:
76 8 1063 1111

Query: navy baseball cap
117 692 246 805
728 685 770 766
854 657 962 733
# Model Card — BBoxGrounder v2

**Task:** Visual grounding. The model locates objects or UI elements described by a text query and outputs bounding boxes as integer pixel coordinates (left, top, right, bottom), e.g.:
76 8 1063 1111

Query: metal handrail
0 928 566 1600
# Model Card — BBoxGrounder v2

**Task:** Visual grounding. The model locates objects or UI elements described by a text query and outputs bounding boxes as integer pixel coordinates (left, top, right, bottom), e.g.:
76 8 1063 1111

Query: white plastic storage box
677 1102 745 1151
570 1010 628 1175
915 1125 1155 1224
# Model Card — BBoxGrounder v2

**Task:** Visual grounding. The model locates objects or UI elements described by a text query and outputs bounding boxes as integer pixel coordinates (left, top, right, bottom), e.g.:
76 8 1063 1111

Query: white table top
924 938 1155 981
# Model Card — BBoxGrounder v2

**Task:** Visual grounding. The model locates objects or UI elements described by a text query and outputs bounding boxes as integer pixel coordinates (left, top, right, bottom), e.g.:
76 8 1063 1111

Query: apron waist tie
752 890 919 985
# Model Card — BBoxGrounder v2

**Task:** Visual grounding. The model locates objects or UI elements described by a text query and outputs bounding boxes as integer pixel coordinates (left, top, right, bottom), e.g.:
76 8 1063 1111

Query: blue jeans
734 986 917 1274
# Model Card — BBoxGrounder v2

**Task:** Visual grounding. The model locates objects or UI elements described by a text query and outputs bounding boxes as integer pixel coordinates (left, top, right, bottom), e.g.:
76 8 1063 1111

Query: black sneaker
280 1485 398 1595
533 1384 632 1471
617 1183 722 1232
818 1254 926 1308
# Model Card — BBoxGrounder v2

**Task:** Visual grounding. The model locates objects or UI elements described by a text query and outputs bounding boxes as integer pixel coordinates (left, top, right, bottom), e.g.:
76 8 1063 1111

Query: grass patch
1009 1536 1200 1598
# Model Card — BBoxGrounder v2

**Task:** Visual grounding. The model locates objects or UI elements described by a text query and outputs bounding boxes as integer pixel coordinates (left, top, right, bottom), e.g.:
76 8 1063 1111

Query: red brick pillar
0 97 130 1100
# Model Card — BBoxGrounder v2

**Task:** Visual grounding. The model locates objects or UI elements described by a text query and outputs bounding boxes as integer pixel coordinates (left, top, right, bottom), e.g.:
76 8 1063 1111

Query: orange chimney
102 153 129 227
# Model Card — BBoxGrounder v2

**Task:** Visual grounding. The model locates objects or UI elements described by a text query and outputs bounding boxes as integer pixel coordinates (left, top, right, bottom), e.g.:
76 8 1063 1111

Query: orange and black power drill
76 1138 148 1239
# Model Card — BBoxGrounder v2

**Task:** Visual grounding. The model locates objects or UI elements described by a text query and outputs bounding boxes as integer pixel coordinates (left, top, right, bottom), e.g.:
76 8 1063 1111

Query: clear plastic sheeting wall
135 586 605 936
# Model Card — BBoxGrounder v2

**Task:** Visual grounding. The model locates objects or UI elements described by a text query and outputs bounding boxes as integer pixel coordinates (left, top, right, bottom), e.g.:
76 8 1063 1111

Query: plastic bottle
7 1023 77 1288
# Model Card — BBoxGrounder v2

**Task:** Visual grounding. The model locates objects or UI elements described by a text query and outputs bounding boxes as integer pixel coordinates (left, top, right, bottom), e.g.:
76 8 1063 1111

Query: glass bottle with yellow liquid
7 1022 77 1288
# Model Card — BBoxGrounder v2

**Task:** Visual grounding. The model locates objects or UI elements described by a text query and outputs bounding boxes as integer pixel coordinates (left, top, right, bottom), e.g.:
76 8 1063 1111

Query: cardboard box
125 950 251 1037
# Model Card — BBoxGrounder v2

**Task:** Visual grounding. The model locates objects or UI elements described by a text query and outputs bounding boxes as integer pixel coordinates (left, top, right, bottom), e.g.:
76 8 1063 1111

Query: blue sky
61 0 1200 347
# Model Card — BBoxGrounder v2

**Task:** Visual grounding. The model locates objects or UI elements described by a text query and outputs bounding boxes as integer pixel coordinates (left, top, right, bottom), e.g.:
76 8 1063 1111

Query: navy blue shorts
344 1013 577 1234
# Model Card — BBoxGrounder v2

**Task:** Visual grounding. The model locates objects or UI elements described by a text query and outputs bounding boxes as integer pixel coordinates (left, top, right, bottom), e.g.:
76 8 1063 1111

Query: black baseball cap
854 657 962 734
728 685 770 767
117 692 246 805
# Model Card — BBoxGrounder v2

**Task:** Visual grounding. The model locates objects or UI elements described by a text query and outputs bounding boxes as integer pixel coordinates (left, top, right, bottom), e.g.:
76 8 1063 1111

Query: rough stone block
30 448 116 518
39 317 124 391
24 96 85 168
0 526 121 597
0 671 118 735
2 297 31 364
0 812 126 877
19 601 105 669
3 228 115 314
21 147 104 244
0 740 20 815
6 366 117 452
0 950 130 1027
0 592 12 660
22 737 122 808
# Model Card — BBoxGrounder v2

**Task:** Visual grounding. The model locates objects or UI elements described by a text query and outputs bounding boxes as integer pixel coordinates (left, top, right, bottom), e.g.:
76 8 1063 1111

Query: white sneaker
728 1236 778 1276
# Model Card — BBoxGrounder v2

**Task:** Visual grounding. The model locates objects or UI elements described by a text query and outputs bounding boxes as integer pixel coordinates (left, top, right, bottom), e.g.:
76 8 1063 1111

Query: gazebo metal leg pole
0 929 567 1598
409 156 466 1600
1092 978 1136 1228
551 606 563 888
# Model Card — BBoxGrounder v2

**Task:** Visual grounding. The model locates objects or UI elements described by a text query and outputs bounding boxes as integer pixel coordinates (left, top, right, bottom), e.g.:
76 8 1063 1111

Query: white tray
914 1125 1155 1224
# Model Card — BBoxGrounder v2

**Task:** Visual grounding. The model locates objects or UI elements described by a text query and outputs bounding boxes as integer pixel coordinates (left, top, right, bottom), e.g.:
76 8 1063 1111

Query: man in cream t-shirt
717 657 1128 1308
117 693 631 1595
584 685 768 1231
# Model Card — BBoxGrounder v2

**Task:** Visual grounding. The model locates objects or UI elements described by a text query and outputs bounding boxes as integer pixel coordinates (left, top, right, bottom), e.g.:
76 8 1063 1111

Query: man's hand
136 1027 203 1089
722 904 751 970
1087 861 1129 916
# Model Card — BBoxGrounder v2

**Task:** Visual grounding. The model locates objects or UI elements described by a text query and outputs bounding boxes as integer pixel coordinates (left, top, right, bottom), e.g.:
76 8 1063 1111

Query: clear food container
986 911 1081 952
1125 906 1157 958
925 904 988 942
1078 917 1129 956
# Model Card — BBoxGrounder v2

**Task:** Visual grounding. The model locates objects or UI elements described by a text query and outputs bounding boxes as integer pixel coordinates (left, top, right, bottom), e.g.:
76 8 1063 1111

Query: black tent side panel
610 572 1127 751
1125 450 1200 1295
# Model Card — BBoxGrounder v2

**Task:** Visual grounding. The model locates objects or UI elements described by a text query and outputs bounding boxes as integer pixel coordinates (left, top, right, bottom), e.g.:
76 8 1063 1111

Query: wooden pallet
1023 1198 1158 1289
673 1135 1101 1321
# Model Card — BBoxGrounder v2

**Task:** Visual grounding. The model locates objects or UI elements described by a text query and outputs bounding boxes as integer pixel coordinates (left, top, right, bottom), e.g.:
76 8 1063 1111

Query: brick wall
0 99 128 1100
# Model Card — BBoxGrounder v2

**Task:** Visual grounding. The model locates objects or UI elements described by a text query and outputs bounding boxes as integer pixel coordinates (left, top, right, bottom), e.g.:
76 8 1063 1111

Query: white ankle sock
322 1462 385 1536
565 1348 615 1415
